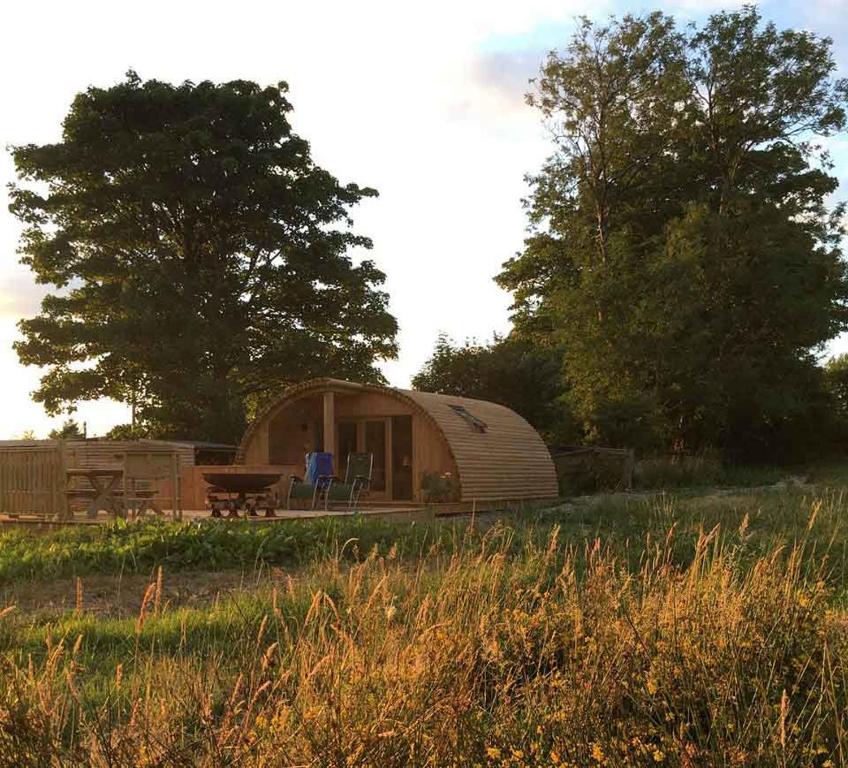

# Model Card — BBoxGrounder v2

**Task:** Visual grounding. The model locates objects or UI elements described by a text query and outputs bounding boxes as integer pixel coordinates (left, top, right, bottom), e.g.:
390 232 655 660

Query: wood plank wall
0 440 196 519
0 443 65 517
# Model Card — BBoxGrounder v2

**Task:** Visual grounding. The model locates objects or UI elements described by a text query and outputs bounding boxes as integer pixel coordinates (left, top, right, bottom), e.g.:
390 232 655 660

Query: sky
1 0 847 438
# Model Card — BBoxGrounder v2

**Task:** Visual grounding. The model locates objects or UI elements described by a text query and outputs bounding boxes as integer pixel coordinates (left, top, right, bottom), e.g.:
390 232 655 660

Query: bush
634 455 785 490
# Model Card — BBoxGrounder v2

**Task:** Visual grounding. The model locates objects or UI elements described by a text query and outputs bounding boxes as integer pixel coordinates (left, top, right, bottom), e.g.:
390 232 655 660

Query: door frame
335 417 393 501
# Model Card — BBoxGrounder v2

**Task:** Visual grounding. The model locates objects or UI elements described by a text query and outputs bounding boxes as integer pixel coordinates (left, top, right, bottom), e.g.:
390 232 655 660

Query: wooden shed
237 378 558 506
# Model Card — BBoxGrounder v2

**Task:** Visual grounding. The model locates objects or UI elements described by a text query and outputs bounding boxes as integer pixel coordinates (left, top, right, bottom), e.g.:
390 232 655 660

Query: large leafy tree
499 8 848 460
412 333 574 442
10 72 397 442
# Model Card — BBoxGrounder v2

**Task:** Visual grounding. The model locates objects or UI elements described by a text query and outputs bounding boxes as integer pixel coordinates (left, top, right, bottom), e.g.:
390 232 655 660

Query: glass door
337 422 358 476
364 420 387 491
391 415 413 501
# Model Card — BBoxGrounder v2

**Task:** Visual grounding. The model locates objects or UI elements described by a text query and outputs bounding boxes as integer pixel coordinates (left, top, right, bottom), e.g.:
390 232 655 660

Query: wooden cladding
400 389 559 502
238 379 559 505
0 444 65 517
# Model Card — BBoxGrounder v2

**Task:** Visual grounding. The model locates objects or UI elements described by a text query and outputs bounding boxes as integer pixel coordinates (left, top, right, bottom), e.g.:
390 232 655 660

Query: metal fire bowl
202 472 283 494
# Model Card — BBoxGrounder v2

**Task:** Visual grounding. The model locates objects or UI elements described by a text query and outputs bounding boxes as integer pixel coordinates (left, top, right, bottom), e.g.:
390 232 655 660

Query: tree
825 355 848 416
9 72 398 443
104 423 149 441
412 333 575 442
48 419 84 440
499 8 848 460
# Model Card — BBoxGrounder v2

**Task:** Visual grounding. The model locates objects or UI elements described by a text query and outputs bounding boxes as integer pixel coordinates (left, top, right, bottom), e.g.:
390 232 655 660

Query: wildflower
486 746 502 759
653 749 665 762
591 743 605 762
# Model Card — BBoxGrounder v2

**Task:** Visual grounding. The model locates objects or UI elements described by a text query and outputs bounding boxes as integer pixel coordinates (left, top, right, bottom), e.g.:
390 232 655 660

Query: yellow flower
653 749 665 763
486 747 502 760
592 743 605 763
550 750 561 765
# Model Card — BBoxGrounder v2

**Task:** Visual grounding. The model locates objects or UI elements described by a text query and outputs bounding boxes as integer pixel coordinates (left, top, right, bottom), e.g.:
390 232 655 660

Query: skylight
449 404 487 433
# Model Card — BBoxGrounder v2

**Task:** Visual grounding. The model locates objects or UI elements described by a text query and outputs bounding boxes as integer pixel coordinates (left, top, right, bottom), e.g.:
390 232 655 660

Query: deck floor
0 503 439 527
0 498 550 527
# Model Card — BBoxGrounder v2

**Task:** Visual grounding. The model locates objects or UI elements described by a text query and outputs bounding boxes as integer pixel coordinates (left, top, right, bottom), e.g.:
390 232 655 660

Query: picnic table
65 468 124 518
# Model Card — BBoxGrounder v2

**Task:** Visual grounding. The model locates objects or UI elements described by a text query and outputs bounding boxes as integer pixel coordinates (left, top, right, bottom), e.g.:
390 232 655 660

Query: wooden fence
0 442 66 518
0 439 194 521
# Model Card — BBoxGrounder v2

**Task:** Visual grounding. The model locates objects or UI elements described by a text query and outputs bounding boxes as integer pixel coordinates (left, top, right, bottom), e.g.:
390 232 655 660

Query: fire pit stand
203 472 283 518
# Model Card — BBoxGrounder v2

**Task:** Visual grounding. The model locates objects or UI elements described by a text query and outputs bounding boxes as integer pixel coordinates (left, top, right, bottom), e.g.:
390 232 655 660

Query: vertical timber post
172 452 181 521
323 390 336 471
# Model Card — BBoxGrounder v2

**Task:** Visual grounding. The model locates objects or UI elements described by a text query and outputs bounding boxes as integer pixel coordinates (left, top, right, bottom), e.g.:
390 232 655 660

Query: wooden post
323 390 336 466
58 439 69 521
171 453 181 521
384 417 393 501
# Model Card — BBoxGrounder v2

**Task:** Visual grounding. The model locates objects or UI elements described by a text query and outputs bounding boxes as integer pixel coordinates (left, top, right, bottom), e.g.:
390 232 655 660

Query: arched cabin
237 378 558 506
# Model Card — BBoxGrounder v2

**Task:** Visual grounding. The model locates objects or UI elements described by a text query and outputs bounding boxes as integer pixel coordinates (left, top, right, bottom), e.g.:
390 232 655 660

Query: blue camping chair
287 452 334 509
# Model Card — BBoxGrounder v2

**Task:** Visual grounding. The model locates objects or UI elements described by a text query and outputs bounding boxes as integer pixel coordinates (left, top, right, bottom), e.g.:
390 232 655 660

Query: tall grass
2 486 846 587
1 500 846 766
0 516 457 585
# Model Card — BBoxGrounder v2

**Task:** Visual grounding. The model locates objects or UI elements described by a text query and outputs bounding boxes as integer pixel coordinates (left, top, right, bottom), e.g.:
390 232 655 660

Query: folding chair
324 452 373 512
287 452 334 509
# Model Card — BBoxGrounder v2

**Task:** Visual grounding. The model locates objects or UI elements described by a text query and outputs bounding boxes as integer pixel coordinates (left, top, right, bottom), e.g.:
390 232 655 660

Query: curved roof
237 378 558 502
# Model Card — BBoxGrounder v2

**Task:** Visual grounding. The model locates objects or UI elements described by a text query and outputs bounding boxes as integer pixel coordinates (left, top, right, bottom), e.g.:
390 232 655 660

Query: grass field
1 483 847 766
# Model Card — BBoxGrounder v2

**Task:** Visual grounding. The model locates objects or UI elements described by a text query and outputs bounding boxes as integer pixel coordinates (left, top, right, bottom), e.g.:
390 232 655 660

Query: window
449 404 487 433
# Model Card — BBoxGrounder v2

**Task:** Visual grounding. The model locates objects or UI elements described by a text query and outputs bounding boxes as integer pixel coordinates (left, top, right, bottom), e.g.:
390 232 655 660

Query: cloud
472 48 545 111
0 267 44 321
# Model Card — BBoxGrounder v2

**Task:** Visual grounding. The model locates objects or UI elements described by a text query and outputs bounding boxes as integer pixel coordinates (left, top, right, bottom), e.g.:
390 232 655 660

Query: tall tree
9 73 398 443
499 8 848 459
412 333 574 442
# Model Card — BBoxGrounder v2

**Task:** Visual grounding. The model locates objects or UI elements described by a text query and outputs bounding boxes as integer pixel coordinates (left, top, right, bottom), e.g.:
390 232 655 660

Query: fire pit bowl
203 472 283 494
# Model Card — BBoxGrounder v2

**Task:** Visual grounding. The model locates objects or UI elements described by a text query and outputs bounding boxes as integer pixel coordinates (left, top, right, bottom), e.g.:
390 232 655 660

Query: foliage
412 333 575 442
498 8 848 461
420 471 459 503
1 494 847 765
825 354 848 419
632 455 790 490
2 482 844 588
9 72 398 443
47 418 84 440
0 516 454 585
104 423 150 440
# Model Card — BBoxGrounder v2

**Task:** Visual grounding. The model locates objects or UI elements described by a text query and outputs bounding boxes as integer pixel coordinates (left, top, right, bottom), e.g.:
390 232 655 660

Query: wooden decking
0 497 552 528
0 504 434 527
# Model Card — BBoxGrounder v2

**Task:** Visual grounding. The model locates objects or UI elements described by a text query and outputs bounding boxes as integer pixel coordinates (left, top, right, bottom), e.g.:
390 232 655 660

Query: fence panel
0 444 66 519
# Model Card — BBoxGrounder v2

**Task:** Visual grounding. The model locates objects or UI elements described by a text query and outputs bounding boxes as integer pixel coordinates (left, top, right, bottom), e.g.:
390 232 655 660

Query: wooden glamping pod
237 378 558 508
